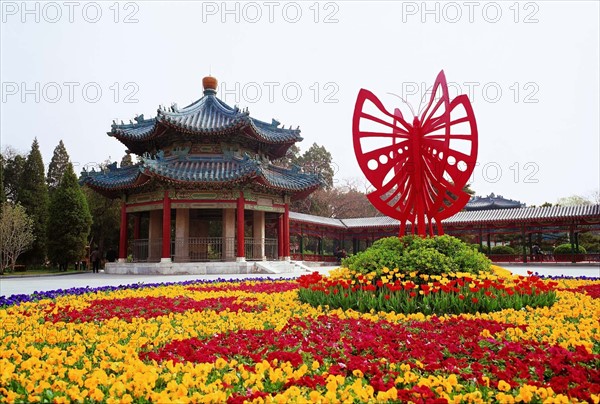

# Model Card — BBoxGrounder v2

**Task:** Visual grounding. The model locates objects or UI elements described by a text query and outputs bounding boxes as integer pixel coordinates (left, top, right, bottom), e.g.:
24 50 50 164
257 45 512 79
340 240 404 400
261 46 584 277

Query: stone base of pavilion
104 260 312 275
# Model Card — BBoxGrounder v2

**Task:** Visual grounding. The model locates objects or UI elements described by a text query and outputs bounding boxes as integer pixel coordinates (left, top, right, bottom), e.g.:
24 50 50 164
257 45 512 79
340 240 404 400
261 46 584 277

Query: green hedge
553 244 586 255
341 235 491 278
490 245 516 255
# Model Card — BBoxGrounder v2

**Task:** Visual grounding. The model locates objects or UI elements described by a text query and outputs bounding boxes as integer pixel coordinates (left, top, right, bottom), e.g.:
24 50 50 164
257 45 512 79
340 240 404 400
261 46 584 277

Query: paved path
0 271 317 298
501 264 599 278
0 264 597 298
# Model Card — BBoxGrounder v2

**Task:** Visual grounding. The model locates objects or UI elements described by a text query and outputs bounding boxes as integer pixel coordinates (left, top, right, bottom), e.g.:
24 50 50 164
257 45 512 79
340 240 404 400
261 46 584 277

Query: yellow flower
498 380 511 392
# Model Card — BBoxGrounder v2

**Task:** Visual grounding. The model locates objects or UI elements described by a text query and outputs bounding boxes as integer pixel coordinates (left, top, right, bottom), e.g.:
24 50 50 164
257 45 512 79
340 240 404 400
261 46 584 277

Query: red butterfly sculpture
353 70 478 237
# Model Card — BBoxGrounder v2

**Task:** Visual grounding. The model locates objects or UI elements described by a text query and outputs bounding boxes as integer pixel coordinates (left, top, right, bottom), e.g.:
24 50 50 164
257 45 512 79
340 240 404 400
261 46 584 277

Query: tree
47 163 92 270
0 156 6 208
1 146 26 203
19 139 49 265
463 183 475 196
295 143 335 189
120 152 134 167
46 140 70 192
556 195 593 206
83 186 120 255
0 203 35 274
332 187 381 218
291 179 382 218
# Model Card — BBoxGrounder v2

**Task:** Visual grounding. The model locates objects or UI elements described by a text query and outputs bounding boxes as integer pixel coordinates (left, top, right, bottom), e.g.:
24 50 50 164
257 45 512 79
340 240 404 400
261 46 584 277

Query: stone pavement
0 264 597 298
0 267 338 298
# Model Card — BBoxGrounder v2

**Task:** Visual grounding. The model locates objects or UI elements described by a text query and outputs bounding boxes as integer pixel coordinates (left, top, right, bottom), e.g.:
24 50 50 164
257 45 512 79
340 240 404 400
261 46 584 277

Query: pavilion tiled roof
142 155 258 184
445 205 600 225
109 90 301 157
258 165 322 193
465 194 525 211
289 212 348 228
81 163 149 195
289 205 600 229
81 154 323 198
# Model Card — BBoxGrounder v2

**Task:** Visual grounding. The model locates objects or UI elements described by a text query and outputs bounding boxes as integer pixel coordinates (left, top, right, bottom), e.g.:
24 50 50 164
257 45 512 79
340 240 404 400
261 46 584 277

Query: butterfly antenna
387 92 416 117
416 83 434 117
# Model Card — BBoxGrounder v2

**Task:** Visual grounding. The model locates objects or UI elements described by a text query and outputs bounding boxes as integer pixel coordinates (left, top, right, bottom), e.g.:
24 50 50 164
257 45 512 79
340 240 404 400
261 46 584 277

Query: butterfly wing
352 71 478 234
419 72 478 221
352 89 413 189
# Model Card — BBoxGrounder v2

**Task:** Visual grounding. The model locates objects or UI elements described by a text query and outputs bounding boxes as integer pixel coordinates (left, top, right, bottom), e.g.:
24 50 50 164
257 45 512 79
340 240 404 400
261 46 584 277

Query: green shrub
490 245 516 255
397 247 457 276
342 235 491 278
454 246 494 272
472 244 488 253
341 247 403 276
553 244 587 255
421 235 467 258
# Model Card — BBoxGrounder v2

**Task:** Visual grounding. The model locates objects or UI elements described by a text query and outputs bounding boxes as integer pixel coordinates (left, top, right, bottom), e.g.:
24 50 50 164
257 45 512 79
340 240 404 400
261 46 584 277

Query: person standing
90 248 101 273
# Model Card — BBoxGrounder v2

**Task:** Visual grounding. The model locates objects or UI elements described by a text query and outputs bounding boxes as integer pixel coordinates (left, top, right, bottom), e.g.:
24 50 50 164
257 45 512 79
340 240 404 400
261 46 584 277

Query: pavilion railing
244 238 278 261
131 239 163 262
173 237 235 262
170 237 278 262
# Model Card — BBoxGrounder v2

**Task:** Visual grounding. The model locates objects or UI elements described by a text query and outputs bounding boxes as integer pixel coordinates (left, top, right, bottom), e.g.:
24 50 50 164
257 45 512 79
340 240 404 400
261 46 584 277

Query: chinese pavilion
82 76 323 272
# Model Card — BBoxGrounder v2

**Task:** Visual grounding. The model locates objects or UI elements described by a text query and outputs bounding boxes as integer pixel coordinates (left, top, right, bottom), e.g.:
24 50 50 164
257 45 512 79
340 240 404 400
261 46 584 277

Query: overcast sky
2 1 599 206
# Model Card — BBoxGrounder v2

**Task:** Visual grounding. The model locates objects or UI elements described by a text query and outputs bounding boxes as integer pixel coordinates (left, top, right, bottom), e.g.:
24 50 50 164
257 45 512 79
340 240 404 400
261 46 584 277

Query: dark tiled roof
258 164 322 192
446 205 600 225
289 205 600 229
157 94 246 134
143 155 257 183
110 115 156 139
83 155 323 195
465 194 524 211
81 163 149 193
109 94 301 146
250 118 302 143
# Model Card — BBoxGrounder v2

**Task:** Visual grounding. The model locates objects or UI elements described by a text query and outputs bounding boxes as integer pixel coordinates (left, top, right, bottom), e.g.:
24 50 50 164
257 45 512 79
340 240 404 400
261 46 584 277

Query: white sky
1 1 599 206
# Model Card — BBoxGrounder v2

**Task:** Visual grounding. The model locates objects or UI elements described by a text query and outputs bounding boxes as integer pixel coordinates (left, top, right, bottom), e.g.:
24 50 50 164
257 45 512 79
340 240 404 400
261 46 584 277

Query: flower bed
1 273 599 403
297 268 558 315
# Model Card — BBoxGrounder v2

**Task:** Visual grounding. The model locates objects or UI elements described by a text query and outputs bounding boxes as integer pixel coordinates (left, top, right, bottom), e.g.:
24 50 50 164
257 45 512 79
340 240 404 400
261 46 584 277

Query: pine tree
2 147 26 203
295 143 334 189
19 139 49 265
47 163 92 270
46 140 70 192
83 186 120 254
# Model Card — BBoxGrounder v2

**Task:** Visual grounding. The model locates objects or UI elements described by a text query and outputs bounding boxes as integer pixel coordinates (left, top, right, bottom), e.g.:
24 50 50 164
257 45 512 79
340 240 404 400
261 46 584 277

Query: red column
237 192 245 261
277 214 284 259
133 215 140 240
162 191 171 260
284 203 290 259
119 201 127 260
